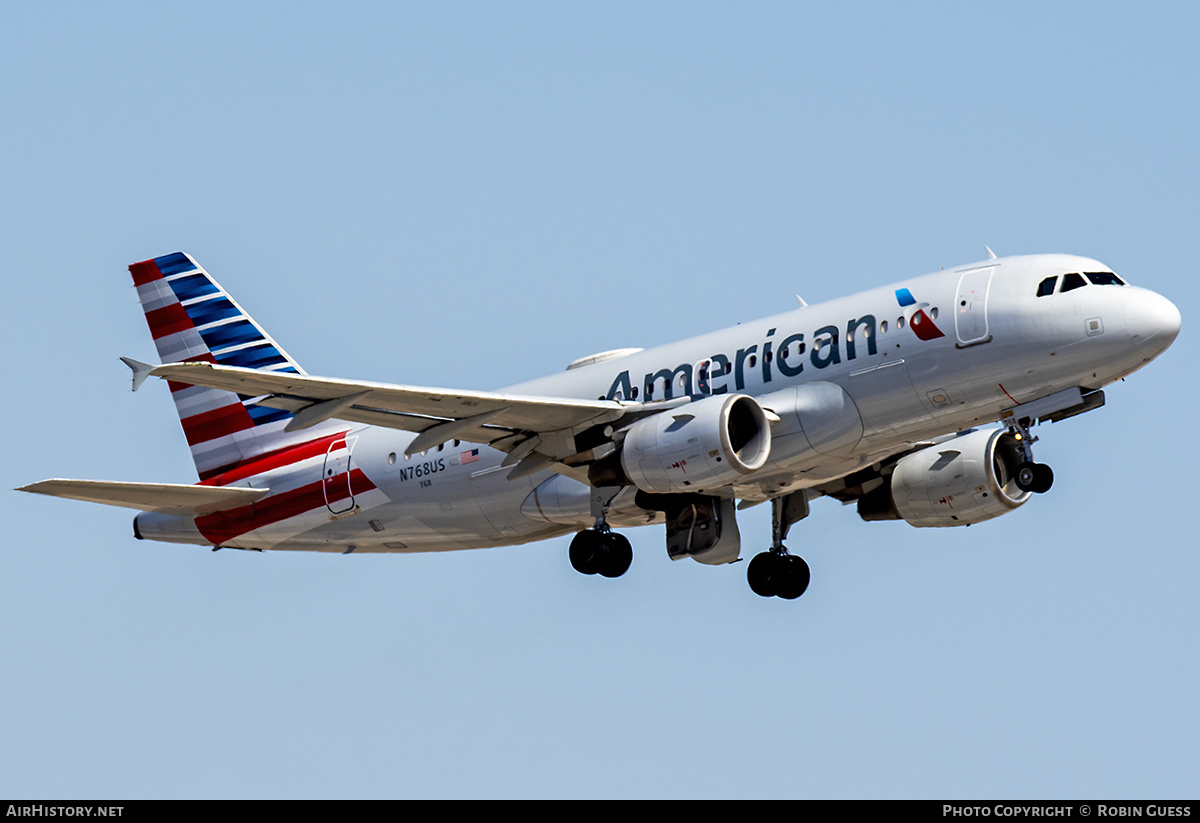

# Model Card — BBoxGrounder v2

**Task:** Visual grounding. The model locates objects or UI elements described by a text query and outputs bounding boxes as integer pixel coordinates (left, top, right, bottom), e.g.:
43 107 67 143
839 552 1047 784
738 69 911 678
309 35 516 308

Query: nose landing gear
1009 417 1054 494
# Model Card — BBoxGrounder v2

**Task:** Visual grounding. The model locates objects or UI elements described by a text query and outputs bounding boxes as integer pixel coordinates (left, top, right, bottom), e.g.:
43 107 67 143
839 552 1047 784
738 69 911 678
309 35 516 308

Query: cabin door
954 267 994 347
323 435 358 515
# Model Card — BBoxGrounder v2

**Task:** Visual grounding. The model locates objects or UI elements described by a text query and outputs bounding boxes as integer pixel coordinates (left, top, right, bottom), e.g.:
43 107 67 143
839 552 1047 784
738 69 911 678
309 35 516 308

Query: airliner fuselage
22 251 1180 600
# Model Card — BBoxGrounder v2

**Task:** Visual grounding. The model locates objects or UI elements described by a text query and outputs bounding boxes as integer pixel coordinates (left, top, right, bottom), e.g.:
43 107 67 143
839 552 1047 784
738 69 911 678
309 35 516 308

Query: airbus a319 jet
20 249 1180 599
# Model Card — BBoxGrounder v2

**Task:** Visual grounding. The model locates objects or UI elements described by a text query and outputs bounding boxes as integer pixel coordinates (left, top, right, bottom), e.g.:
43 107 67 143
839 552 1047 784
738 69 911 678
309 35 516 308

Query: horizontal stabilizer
17 479 269 515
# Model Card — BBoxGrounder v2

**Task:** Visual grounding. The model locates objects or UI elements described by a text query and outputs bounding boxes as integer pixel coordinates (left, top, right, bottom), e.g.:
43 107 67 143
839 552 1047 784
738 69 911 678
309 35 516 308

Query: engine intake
861 428 1031 527
612 394 771 494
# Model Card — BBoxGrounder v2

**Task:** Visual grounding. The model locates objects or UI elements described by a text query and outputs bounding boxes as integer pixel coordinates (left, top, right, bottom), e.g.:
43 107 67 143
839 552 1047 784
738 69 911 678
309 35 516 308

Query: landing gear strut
747 491 812 600
1008 417 1054 494
569 486 633 579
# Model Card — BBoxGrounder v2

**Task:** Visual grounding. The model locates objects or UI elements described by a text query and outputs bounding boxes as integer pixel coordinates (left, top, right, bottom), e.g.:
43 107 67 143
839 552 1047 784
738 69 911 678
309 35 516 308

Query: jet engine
858 428 1031 527
601 394 771 494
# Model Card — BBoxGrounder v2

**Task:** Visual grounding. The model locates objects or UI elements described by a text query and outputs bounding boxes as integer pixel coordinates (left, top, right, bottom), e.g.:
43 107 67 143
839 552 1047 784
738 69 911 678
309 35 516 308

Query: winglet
120 357 156 392
985 245 998 260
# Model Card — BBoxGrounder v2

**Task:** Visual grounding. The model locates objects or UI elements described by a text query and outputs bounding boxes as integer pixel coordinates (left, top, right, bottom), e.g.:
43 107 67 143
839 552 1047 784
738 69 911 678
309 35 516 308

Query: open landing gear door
663 496 741 566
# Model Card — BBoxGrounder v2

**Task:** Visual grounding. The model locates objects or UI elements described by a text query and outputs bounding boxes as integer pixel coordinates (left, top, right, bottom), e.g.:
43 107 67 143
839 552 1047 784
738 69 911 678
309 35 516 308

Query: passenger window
1085 271 1126 286
1037 276 1057 297
1060 272 1087 293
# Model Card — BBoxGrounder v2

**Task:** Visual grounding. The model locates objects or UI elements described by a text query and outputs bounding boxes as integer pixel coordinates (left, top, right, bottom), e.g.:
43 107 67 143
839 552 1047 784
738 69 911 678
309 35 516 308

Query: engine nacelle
865 428 1031 527
618 394 771 494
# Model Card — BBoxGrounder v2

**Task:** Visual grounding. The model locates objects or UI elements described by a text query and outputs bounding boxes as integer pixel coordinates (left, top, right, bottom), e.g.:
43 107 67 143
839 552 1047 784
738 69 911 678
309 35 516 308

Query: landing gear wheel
1031 463 1054 494
569 530 605 575
748 551 810 599
570 529 633 578
1016 461 1054 494
747 552 781 597
775 555 811 600
598 532 633 578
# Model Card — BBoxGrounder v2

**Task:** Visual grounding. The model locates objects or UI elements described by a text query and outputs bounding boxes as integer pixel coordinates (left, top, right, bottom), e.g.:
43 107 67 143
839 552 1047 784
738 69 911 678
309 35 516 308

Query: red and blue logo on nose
895 288 945 341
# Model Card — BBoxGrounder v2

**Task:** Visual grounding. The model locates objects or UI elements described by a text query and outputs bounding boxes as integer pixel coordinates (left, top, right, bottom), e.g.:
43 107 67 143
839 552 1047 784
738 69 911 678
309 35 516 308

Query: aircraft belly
522 474 660 528
469 462 554 539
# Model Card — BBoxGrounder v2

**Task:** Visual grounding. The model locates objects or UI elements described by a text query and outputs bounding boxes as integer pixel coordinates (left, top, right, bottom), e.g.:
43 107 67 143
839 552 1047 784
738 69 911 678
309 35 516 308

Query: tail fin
129 252 344 481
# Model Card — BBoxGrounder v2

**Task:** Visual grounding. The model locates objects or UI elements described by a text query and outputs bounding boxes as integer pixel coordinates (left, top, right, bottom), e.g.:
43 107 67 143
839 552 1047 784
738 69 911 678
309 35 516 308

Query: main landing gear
747 491 812 600
1009 418 1054 495
747 551 810 600
570 486 632 578
569 527 633 578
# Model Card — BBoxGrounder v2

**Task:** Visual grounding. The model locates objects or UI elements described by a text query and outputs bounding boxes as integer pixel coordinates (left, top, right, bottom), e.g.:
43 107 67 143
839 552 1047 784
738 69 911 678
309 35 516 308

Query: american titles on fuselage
604 299 943 403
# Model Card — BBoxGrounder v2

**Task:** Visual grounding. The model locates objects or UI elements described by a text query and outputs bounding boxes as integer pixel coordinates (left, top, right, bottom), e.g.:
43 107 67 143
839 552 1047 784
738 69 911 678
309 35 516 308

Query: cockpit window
1085 271 1126 286
1060 272 1087 293
1036 276 1058 297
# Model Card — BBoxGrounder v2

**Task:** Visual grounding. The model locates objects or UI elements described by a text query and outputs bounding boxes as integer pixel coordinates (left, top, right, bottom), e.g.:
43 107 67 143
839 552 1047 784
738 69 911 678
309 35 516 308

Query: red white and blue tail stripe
129 252 346 480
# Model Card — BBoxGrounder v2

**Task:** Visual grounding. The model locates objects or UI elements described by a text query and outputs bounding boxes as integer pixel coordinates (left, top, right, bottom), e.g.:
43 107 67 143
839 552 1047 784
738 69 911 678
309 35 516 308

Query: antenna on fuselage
985 245 998 260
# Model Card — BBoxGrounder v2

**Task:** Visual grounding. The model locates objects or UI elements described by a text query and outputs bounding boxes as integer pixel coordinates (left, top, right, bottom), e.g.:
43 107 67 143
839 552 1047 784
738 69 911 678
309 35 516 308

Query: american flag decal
461 449 480 465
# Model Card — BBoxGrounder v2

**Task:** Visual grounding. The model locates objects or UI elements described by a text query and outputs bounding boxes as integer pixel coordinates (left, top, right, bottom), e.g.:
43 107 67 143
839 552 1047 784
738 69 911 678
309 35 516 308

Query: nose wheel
1015 461 1054 494
1009 418 1054 494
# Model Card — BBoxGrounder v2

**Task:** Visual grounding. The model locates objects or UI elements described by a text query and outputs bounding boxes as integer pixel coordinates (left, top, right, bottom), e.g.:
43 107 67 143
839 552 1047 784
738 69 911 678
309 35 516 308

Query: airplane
18 248 1181 600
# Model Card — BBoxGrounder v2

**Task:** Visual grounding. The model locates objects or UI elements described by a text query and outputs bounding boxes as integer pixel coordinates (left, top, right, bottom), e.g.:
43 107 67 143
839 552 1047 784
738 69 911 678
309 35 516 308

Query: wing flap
17 479 269 515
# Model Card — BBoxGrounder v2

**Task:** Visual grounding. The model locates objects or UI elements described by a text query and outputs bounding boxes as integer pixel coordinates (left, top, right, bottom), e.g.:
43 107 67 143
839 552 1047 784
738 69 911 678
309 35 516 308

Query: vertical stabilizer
129 252 345 480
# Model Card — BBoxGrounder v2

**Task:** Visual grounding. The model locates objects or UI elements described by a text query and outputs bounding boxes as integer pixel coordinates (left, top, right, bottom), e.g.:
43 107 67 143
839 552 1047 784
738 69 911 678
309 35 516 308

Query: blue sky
2 2 1197 798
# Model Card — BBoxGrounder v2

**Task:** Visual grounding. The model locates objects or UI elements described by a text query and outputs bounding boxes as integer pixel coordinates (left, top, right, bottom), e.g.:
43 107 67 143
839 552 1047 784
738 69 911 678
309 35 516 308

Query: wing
145 361 650 480
18 479 269 515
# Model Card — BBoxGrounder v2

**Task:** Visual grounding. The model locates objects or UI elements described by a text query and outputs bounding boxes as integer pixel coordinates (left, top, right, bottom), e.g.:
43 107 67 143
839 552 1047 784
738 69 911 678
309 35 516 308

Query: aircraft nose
1127 289 1181 357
